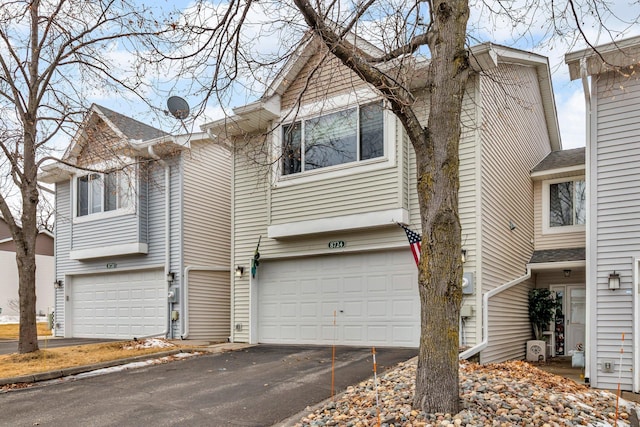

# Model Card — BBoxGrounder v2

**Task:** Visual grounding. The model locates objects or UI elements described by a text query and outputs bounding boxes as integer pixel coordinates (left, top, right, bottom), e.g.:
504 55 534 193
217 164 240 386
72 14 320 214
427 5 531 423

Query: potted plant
526 289 557 361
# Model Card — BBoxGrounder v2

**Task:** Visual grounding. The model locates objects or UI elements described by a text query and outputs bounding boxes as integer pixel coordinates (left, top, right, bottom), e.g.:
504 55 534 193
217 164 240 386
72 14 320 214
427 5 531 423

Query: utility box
168 288 179 303
462 272 474 295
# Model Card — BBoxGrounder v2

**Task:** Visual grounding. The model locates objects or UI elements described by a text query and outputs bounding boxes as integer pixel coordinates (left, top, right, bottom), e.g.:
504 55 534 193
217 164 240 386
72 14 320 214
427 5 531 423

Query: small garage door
258 250 419 347
69 269 165 339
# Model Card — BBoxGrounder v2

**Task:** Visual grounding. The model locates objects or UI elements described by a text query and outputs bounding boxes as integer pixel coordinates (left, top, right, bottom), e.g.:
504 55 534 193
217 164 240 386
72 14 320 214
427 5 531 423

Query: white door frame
550 283 586 356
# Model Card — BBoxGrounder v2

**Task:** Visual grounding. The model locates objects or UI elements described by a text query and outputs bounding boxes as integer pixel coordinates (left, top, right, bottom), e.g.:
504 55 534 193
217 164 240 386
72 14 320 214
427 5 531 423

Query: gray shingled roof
529 248 585 264
531 147 585 173
94 104 168 142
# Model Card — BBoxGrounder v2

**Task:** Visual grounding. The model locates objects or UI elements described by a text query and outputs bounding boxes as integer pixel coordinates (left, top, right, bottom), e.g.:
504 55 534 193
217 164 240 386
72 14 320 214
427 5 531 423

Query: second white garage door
258 250 419 347
69 269 165 339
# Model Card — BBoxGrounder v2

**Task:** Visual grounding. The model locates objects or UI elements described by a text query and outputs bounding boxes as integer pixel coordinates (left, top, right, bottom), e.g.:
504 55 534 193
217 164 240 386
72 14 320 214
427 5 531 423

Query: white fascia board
267 208 409 239
69 243 148 260
527 260 586 271
38 163 81 184
530 165 586 180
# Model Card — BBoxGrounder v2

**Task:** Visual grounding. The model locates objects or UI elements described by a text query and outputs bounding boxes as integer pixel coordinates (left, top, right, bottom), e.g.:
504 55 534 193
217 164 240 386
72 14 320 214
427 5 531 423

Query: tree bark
412 0 470 414
272 0 471 414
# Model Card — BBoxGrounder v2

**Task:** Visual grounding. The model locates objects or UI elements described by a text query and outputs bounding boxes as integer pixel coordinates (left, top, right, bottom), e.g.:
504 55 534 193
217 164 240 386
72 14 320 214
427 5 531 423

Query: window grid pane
282 122 302 175
549 181 574 227
104 172 118 212
89 174 102 215
77 175 89 216
360 101 384 160
305 107 357 170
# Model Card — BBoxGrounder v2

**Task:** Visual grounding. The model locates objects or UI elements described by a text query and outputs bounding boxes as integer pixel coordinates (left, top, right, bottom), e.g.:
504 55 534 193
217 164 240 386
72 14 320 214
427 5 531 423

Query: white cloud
556 85 587 149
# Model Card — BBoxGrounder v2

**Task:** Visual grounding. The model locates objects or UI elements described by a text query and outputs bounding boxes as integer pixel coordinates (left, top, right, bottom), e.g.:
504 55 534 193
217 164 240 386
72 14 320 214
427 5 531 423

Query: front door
551 285 586 355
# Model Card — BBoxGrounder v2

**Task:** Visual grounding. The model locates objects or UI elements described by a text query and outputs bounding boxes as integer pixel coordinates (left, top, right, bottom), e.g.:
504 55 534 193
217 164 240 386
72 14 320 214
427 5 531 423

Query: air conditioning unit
526 340 546 362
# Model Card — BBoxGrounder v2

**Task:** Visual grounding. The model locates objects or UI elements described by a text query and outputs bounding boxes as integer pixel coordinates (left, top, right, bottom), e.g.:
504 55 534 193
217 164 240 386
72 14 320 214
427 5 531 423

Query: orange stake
615 332 625 424
372 347 380 427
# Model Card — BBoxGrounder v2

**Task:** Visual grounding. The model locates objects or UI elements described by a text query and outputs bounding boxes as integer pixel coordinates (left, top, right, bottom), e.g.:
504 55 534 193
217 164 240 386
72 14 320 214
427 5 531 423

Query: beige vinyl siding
535 269 586 287
407 79 481 346
281 49 368 111
590 70 640 390
479 64 552 363
183 141 231 340
183 141 231 267
533 180 586 250
186 270 231 341
232 134 272 342
485 278 535 360
270 167 400 224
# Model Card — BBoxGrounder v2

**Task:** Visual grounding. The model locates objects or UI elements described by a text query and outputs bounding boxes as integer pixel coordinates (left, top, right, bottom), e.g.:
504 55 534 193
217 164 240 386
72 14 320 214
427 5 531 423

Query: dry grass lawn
0 340 197 380
0 322 52 340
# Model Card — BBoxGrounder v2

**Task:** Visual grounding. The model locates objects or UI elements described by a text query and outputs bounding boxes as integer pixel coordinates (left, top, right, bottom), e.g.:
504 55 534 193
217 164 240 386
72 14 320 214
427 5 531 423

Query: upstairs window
549 179 585 228
77 170 132 217
282 101 384 175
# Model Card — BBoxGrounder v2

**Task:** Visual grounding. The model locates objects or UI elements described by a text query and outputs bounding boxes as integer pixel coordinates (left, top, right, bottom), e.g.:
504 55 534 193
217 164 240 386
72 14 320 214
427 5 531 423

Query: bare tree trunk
17 242 38 354
412 0 470 414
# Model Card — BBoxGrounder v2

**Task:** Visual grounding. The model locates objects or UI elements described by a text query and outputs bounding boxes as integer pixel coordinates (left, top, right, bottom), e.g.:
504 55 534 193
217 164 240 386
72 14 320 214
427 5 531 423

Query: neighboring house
202 38 562 363
39 104 231 341
0 217 55 317
565 36 640 392
528 147 586 358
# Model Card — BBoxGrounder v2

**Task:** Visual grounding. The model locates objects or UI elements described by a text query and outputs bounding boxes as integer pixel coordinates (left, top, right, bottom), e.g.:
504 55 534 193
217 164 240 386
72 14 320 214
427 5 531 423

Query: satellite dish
167 96 190 120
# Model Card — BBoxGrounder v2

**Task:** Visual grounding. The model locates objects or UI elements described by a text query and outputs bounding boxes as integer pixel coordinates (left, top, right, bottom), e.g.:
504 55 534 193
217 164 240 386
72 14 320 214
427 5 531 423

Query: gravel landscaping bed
294 359 639 427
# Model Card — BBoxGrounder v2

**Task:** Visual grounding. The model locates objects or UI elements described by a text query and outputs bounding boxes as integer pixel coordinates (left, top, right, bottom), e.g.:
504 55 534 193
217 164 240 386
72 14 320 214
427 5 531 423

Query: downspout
148 146 171 339
181 266 231 339
580 57 593 386
459 267 532 360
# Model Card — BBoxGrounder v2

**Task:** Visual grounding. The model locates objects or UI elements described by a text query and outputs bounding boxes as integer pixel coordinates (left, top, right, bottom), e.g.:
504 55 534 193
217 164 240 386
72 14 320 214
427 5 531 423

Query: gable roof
531 147 585 176
63 104 169 161
203 39 562 151
565 35 640 80
39 104 202 184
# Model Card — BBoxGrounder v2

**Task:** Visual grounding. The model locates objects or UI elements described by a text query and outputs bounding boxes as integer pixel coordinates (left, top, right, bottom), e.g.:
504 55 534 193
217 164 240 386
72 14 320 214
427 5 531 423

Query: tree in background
0 0 176 354
163 0 639 413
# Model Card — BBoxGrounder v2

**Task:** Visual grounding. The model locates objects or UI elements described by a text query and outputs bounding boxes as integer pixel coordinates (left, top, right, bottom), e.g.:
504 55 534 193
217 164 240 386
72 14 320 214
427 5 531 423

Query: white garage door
258 250 419 347
70 269 165 339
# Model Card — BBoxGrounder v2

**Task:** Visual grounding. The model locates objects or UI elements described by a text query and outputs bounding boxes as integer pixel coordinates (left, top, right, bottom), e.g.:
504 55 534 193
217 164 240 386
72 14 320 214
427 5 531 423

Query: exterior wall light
54 280 63 288
461 249 467 263
563 269 571 278
235 266 244 277
608 271 620 290
166 272 175 283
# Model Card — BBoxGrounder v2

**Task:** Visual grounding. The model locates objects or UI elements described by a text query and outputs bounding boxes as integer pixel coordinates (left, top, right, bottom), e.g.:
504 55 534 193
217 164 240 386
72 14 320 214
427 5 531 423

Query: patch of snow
72 352 200 380
0 315 19 324
122 338 176 350
0 315 48 324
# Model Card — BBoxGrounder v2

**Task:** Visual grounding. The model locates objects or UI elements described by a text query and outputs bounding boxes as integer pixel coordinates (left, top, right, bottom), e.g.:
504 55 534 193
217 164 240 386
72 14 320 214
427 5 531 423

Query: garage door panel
258 250 419 347
70 269 164 339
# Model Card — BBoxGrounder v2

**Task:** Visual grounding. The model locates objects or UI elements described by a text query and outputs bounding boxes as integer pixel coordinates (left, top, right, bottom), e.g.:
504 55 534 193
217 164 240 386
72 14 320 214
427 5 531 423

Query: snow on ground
0 315 48 324
122 338 176 350
71 352 199 380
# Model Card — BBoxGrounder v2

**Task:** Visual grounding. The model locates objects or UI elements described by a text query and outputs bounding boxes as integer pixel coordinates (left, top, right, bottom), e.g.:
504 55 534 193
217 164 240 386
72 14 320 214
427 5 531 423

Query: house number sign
328 241 345 249
106 263 117 269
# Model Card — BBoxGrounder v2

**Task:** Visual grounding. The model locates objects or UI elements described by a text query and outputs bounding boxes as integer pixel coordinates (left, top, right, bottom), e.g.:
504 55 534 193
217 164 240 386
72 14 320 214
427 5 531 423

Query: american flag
399 223 421 267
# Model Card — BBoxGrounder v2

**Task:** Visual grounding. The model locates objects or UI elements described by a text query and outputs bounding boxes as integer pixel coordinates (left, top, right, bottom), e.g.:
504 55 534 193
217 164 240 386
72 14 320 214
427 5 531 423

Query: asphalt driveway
0 344 416 427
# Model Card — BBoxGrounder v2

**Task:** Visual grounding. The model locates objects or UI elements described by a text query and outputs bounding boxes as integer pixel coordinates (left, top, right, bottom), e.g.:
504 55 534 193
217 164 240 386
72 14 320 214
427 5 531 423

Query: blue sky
87 0 640 151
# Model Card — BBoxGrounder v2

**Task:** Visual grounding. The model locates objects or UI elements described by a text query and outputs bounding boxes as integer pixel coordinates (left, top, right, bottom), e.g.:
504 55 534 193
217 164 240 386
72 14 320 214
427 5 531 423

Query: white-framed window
542 176 586 234
75 169 134 219
281 100 385 175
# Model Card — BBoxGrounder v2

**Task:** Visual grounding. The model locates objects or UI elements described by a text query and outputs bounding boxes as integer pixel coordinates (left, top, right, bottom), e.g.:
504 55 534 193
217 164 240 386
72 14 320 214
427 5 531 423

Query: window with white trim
76 170 132 217
548 179 585 228
282 101 384 175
